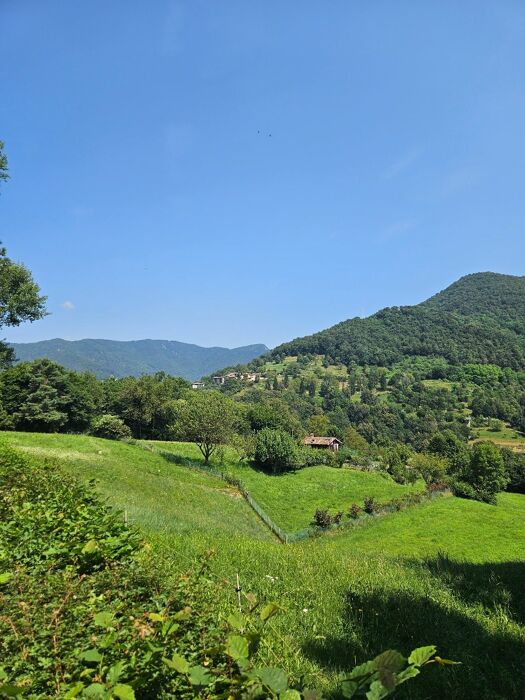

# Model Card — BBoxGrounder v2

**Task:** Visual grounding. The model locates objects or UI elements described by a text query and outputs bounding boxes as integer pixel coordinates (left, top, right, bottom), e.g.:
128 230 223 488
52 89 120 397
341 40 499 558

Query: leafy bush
90 413 132 440
340 645 459 698
313 508 333 528
389 497 405 512
299 446 338 467
500 447 525 494
382 444 416 484
409 452 449 485
0 444 301 698
427 430 470 475
348 503 362 519
452 442 509 504
363 496 378 515
253 428 299 474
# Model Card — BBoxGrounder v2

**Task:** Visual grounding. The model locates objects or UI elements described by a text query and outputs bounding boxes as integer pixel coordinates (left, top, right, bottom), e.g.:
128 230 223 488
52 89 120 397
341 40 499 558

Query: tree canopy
0 141 47 368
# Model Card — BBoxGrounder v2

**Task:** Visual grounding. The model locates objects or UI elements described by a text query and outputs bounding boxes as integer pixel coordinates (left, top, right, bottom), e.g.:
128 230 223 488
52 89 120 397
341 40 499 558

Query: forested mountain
10 338 269 380
268 273 525 369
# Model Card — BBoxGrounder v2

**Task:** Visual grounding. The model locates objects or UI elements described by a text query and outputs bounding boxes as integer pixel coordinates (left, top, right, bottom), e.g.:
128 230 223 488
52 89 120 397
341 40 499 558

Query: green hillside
10 338 269 380
147 440 426 532
2 432 524 698
264 273 525 369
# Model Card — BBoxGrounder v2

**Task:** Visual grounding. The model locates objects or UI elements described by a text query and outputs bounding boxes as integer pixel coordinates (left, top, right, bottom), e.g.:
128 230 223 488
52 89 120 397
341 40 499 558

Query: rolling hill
3 431 525 698
266 272 525 369
9 338 269 380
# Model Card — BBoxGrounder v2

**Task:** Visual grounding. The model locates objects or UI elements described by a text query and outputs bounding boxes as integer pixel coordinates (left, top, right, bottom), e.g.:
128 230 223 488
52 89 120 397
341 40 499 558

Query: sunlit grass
3 431 525 699
145 440 426 532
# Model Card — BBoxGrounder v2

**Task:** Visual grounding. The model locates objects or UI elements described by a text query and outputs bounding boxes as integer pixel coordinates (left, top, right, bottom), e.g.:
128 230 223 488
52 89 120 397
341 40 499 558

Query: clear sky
1 1 524 348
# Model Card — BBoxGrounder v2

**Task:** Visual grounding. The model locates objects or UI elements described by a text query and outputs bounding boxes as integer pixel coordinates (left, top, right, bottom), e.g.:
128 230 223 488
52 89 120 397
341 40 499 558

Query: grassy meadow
470 425 525 451
2 431 525 698
145 440 426 532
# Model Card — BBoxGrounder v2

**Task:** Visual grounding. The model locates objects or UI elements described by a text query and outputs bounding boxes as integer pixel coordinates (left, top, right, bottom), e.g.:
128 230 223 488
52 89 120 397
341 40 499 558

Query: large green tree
173 391 239 463
0 359 101 432
0 141 47 368
103 372 189 439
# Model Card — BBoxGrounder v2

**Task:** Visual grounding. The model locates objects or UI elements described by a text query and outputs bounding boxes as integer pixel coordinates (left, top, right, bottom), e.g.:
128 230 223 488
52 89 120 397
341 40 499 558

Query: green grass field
471 425 525 451
2 431 525 699
145 440 426 532
1 432 272 541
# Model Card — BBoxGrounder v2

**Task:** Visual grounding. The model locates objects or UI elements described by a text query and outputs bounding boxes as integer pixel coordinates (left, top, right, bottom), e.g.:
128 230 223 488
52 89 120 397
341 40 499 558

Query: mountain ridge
10 338 269 380
259 272 525 370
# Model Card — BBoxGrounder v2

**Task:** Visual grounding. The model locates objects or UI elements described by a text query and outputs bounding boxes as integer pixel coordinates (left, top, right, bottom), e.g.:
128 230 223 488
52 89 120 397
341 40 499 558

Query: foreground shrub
340 645 459 698
0 445 300 698
90 413 132 440
254 428 299 474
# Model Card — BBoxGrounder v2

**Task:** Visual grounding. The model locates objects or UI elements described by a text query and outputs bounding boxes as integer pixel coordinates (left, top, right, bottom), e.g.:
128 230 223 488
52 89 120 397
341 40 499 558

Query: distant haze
10 339 269 380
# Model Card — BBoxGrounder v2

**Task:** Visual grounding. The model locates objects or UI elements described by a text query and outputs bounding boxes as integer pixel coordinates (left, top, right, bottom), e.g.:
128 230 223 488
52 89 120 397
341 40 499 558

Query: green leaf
164 653 189 674
94 611 115 628
173 606 192 620
260 602 281 622
82 683 106 699
226 634 249 661
148 612 165 623
279 690 301 700
373 650 405 674
408 646 436 667
303 690 323 700
227 611 245 631
63 683 85 699
341 680 359 699
106 661 125 685
189 665 213 687
0 572 13 585
256 667 289 694
377 668 396 692
366 680 390 700
396 666 420 685
113 684 135 700
80 648 103 664
82 539 99 554
0 684 24 697
346 660 377 682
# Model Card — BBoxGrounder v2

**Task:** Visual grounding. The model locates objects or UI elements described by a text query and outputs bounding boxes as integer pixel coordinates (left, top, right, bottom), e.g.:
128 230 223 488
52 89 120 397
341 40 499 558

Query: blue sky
1 1 524 348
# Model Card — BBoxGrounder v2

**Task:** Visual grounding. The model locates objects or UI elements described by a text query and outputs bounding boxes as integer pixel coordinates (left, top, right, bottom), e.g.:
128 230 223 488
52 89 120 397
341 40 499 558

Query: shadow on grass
303 562 525 699
425 554 525 626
